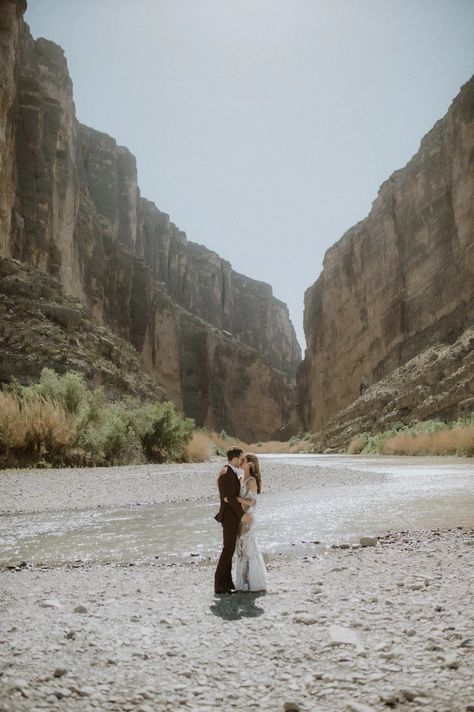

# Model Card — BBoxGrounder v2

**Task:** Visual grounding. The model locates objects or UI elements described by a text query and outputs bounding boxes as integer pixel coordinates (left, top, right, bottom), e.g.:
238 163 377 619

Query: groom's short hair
227 447 243 461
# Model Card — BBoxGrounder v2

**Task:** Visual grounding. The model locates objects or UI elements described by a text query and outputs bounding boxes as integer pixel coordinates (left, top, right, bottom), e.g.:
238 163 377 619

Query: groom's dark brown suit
214 464 244 593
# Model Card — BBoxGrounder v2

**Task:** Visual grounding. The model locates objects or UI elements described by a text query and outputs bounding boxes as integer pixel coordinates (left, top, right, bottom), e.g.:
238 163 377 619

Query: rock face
0 0 26 255
0 5 300 440
299 76 474 441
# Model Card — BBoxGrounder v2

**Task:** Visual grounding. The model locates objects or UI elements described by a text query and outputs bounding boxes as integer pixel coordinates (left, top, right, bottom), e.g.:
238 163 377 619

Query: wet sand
0 457 473 711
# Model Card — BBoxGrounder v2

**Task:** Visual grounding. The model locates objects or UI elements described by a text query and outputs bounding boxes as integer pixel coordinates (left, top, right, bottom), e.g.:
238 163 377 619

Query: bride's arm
236 495 254 505
239 480 258 505
225 481 257 506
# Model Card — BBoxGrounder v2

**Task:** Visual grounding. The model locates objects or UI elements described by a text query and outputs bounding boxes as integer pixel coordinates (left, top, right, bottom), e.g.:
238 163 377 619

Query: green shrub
28 368 89 414
78 407 143 466
129 401 195 463
0 370 196 467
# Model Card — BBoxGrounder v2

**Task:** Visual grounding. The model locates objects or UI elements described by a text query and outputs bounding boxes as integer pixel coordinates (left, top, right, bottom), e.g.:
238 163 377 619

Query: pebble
329 625 365 652
73 605 88 614
53 668 67 678
379 691 397 705
77 686 96 696
359 536 377 547
444 653 460 669
293 615 318 625
346 702 374 712
399 688 419 701
39 599 62 609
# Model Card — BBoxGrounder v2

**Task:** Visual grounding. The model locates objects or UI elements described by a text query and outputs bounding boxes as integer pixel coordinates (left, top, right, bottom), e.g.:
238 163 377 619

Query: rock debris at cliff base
0 529 473 711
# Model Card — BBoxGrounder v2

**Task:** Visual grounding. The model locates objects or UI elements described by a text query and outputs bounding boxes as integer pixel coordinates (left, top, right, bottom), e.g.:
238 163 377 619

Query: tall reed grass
0 392 77 466
0 369 194 468
381 425 474 456
348 417 473 457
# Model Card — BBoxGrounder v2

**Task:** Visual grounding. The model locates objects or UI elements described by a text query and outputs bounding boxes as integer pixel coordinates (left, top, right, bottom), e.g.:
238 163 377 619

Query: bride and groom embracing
214 447 267 595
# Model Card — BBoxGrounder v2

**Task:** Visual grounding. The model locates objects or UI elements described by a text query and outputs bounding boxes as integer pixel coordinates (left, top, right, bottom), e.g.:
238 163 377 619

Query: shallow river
0 455 473 566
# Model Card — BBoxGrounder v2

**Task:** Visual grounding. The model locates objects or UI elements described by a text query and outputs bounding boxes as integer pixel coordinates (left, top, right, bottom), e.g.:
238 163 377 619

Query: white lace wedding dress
235 476 267 592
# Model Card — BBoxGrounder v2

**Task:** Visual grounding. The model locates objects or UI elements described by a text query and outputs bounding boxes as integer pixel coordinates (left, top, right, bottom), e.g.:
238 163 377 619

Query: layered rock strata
0 3 300 440
299 76 474 442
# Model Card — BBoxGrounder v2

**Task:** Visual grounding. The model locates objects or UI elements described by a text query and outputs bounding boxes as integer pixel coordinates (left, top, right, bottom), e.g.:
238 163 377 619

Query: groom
214 447 253 594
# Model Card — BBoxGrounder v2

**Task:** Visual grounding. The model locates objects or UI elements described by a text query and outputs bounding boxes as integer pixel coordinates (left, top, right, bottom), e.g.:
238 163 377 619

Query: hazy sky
26 1 474 348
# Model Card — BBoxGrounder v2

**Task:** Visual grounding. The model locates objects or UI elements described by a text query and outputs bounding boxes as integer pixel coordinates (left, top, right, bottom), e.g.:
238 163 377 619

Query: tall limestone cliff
0 1 301 441
299 76 474 445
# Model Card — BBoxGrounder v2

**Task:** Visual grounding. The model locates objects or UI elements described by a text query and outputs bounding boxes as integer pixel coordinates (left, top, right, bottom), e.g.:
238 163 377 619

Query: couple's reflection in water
210 591 266 621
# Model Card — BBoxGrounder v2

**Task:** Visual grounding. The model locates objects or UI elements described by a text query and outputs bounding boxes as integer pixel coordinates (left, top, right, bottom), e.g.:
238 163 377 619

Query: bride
225 453 267 592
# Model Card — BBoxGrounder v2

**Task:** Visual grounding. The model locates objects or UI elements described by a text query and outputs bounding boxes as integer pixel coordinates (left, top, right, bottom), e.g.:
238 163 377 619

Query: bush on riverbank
348 416 474 457
0 369 194 467
0 392 77 466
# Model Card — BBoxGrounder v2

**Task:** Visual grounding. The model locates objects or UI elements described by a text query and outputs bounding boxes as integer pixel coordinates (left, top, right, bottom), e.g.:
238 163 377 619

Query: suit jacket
214 464 244 528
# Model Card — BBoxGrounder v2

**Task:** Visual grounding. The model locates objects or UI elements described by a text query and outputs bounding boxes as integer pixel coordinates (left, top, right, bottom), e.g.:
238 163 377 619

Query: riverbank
0 455 389 514
0 527 473 711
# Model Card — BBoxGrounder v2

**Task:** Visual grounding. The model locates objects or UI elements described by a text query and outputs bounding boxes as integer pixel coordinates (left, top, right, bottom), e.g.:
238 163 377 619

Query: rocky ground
0 528 473 712
1 459 473 711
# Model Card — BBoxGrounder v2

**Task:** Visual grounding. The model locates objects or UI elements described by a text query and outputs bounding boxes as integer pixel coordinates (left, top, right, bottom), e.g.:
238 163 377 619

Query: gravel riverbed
0 460 473 711
0 458 384 514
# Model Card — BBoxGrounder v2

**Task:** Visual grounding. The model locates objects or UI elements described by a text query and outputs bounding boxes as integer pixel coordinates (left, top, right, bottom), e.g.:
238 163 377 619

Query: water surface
1 455 472 566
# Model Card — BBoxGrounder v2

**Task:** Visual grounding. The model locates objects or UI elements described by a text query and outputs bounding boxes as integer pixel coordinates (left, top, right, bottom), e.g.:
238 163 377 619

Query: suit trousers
214 523 238 592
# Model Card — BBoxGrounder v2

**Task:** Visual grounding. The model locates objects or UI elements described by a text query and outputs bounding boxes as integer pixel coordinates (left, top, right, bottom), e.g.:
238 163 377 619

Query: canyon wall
299 76 474 441
0 2 300 441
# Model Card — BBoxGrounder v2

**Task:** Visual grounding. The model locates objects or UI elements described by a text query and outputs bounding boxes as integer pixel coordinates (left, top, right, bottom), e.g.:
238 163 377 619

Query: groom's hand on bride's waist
242 513 253 524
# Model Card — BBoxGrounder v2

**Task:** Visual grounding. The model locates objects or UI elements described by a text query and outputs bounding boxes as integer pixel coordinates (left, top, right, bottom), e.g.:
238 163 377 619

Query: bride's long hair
245 453 261 494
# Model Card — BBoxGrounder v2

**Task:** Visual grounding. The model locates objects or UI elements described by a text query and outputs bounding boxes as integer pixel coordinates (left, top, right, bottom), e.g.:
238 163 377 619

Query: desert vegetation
183 429 314 462
0 370 310 469
347 417 474 457
0 369 194 468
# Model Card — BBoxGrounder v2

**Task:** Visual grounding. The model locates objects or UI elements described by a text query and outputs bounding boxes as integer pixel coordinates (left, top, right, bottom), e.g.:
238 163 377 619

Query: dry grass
184 431 213 462
186 431 312 460
247 440 306 454
210 432 247 453
347 437 366 455
381 425 474 456
0 392 77 466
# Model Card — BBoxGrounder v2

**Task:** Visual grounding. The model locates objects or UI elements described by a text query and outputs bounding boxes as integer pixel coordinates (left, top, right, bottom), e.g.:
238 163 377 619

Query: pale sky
26 0 474 348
